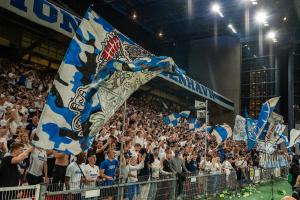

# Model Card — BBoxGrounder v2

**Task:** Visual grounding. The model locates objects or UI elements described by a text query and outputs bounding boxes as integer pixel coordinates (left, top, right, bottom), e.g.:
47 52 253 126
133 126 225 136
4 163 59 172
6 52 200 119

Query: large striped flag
255 97 280 139
211 124 232 145
32 8 183 154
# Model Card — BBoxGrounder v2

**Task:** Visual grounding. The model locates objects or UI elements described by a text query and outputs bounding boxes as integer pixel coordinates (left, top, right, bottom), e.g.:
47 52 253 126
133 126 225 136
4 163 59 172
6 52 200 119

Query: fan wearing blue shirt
100 148 119 186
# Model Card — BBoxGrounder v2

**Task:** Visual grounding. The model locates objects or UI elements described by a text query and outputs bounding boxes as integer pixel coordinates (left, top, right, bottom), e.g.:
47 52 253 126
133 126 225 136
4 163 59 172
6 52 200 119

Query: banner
32 8 182 154
233 115 247 141
245 112 257 150
255 97 280 139
265 112 284 143
196 110 206 118
195 100 206 109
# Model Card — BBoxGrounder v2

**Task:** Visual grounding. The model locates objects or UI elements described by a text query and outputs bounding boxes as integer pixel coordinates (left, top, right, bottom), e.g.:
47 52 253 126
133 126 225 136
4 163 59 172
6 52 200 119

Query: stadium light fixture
211 3 224 18
251 0 258 5
243 0 257 5
132 13 137 20
228 24 237 33
266 30 278 43
255 10 268 25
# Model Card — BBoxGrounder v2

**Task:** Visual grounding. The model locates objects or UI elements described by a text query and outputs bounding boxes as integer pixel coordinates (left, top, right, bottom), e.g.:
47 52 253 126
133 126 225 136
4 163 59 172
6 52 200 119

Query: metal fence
43 175 177 200
0 167 289 200
0 184 40 200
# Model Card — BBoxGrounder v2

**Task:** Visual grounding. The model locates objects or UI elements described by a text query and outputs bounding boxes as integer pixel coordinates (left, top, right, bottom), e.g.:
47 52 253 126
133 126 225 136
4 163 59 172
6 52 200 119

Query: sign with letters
0 0 81 38
159 73 234 110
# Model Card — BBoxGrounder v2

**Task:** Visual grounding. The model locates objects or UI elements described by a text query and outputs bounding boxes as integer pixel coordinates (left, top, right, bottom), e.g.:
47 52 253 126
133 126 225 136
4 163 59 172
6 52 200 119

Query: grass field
204 178 292 200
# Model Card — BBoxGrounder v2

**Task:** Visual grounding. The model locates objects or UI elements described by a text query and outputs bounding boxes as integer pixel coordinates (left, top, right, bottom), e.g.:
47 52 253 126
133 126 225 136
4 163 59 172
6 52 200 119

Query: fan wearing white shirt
83 152 100 188
26 147 48 185
123 155 145 200
148 149 172 200
65 152 86 200
134 131 145 147
199 156 212 173
222 157 234 182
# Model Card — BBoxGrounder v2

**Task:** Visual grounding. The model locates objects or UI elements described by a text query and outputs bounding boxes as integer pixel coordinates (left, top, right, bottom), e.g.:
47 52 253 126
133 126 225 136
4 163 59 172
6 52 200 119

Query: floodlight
211 3 224 17
255 10 268 25
211 3 221 13
228 24 237 33
266 30 278 43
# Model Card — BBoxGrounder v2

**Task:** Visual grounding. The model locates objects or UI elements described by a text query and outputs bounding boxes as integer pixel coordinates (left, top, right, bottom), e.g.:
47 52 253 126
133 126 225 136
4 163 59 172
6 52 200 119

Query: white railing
0 167 288 200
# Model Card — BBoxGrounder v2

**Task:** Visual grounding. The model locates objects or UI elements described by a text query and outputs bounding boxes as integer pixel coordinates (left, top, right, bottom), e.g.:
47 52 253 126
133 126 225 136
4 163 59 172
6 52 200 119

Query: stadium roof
52 0 300 47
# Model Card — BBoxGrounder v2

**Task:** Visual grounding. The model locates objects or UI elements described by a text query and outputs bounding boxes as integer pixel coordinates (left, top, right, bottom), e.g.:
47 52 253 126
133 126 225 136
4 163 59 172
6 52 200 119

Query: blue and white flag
258 123 269 140
188 118 201 131
163 113 181 127
198 123 212 132
255 97 280 139
211 124 232 145
245 112 257 150
32 8 183 154
179 110 190 118
272 124 287 146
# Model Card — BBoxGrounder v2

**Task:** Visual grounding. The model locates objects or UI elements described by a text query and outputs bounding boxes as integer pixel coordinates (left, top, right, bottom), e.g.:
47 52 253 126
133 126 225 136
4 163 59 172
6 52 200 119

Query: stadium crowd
0 59 291 199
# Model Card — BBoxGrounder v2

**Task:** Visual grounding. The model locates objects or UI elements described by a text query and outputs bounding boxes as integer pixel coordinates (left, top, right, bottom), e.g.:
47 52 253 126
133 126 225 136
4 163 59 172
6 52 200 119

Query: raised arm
11 147 33 164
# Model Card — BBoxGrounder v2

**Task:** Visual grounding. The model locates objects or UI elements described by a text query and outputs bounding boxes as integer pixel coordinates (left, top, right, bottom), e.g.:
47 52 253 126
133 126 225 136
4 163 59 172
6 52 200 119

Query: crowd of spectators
0 59 291 199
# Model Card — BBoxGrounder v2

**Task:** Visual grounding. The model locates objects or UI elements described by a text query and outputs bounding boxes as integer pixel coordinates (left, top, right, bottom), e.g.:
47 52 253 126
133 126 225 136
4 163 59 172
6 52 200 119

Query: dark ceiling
50 0 300 51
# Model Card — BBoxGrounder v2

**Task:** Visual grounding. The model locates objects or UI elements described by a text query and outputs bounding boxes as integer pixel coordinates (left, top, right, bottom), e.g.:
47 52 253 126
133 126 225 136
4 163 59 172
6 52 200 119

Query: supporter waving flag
32 7 184 155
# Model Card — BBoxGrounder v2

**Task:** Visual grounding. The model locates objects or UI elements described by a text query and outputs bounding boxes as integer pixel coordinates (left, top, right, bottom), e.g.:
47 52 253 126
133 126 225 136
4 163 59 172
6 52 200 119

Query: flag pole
118 100 127 200
204 100 208 167
120 101 127 163
120 100 127 170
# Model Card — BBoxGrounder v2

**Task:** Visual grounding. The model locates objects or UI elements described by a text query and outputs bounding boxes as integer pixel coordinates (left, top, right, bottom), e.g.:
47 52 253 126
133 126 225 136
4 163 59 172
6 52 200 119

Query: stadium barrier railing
0 184 40 200
0 167 289 200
